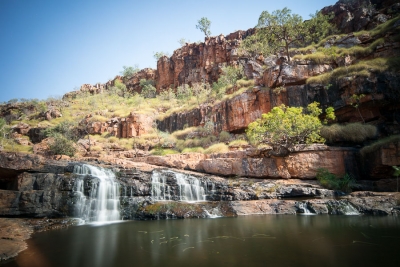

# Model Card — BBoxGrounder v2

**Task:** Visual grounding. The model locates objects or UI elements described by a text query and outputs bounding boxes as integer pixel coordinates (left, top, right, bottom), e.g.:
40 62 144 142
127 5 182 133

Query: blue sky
0 0 337 102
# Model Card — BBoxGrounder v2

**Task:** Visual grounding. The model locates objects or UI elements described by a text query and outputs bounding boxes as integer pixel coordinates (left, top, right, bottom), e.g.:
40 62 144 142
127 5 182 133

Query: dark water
3 215 400 267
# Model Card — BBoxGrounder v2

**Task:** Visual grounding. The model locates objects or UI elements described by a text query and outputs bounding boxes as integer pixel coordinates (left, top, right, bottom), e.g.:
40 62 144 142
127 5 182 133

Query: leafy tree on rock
196 17 211 37
253 8 334 60
256 8 305 62
120 65 139 78
246 102 325 156
304 11 337 45
153 51 170 61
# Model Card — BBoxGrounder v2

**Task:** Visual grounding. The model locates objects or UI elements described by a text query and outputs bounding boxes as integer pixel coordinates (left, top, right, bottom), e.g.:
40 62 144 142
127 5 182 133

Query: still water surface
4 215 400 267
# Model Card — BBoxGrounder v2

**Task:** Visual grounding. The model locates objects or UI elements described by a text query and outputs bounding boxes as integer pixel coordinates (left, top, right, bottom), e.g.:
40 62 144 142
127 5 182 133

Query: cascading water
73 164 121 222
151 170 211 202
176 172 206 202
342 202 360 215
151 171 171 201
296 202 315 215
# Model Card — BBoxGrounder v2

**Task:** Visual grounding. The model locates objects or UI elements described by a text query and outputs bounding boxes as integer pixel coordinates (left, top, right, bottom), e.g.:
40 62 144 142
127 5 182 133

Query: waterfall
151 171 171 201
342 202 360 215
175 172 206 202
151 170 209 202
296 202 315 215
73 164 121 222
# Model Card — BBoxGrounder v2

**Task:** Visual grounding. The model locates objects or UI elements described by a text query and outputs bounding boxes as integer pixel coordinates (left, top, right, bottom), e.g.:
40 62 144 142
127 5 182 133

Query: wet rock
0 218 33 261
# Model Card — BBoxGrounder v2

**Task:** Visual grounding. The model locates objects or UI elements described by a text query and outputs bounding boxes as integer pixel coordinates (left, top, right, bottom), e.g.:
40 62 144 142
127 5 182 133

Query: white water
73 164 121 222
297 202 315 215
342 202 360 215
151 170 209 202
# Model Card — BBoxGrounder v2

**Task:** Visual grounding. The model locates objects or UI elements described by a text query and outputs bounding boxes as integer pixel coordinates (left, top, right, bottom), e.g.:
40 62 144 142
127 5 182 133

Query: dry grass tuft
360 135 400 156
204 143 229 154
320 123 377 143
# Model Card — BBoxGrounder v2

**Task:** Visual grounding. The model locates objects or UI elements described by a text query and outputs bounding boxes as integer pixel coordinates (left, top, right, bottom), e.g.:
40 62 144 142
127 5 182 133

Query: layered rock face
145 145 359 179
1 152 399 220
119 68 156 94
158 29 400 133
157 87 272 133
83 112 153 138
362 139 400 180
155 29 255 91
322 0 399 33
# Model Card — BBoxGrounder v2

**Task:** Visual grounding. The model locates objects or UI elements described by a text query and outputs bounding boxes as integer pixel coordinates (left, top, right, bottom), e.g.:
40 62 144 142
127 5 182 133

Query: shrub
48 133 76 157
153 51 170 61
219 131 231 142
204 143 229 154
43 121 79 141
120 65 139 78
0 118 11 148
360 135 400 156
320 123 377 143
246 102 325 156
140 79 156 98
316 168 355 193
200 136 213 147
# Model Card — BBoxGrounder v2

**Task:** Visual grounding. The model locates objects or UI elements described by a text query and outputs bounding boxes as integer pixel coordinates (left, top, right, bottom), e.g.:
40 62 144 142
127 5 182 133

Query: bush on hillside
320 123 377 143
48 133 76 157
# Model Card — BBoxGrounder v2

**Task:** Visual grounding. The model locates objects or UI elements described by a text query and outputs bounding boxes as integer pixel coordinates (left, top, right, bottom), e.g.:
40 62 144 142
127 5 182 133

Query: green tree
192 82 211 105
238 33 271 57
212 65 244 100
324 106 336 124
153 51 170 61
246 102 325 156
140 79 157 98
256 8 334 61
120 65 139 78
178 38 189 46
219 65 244 86
304 11 336 45
176 84 193 103
196 17 211 37
257 8 304 62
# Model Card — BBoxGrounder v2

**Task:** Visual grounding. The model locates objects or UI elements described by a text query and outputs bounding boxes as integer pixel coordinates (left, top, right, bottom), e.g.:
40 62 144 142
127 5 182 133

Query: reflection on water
4 216 400 267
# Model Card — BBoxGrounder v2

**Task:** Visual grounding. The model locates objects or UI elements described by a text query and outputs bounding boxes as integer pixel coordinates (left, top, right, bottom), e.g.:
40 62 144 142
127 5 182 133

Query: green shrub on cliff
246 102 324 156
140 79 157 98
48 133 76 157
240 8 334 59
120 65 139 78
